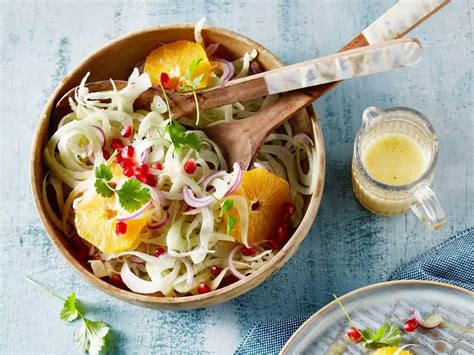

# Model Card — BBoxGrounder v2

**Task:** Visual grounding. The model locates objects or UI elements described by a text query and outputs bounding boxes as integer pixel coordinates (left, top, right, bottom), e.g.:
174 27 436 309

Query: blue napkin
234 227 474 355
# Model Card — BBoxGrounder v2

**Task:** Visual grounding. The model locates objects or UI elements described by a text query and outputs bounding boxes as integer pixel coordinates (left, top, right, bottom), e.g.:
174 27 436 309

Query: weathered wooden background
0 0 472 353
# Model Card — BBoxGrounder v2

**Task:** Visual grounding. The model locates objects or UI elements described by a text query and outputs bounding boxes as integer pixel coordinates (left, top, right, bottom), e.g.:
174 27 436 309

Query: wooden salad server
205 0 449 168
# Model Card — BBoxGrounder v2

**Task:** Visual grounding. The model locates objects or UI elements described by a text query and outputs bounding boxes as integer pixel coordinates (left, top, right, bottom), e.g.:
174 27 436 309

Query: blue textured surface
236 228 474 355
0 1 473 353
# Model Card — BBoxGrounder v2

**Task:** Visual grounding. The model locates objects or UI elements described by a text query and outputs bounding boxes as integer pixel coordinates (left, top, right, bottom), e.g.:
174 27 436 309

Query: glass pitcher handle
362 107 384 128
411 185 446 231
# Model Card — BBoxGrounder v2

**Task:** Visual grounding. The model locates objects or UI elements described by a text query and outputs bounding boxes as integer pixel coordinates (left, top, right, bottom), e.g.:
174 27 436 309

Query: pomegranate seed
210 266 222 277
267 240 281 250
276 226 289 242
116 222 127 235
151 162 163 170
404 318 418 332
115 153 123 163
154 247 166 257
110 139 124 151
121 158 136 169
283 202 296 216
241 246 257 256
184 160 197 174
160 72 170 87
121 145 135 159
102 149 111 160
137 164 149 174
347 327 362 342
110 274 126 289
144 174 157 187
120 125 133 138
123 167 135 177
197 282 210 294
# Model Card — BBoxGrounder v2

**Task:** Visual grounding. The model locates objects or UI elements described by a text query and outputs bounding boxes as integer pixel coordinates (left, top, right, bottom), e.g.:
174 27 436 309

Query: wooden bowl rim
30 23 325 309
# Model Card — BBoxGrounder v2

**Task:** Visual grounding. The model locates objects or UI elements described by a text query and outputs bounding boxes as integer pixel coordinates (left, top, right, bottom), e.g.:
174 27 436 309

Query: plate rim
280 280 474 354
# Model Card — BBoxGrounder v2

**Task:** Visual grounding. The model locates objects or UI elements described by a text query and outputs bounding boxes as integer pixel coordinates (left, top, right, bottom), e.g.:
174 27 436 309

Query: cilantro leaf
220 199 234 218
166 120 202 152
59 292 79 322
74 318 109 355
116 179 151 212
226 215 237 235
362 322 402 347
95 164 113 180
95 179 114 198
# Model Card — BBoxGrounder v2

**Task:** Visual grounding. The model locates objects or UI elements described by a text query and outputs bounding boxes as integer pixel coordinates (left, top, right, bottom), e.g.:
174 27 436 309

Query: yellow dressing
362 133 427 186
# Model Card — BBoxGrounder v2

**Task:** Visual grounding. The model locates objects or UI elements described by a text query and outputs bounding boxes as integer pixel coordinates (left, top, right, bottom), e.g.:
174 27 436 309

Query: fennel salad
43 19 317 296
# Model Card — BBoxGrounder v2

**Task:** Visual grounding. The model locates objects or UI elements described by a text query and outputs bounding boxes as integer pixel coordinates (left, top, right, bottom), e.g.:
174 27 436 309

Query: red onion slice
200 170 227 190
129 255 146 264
211 59 235 82
91 125 106 148
183 187 214 208
227 245 245 279
147 211 169 230
117 200 152 222
413 309 443 329
224 162 243 196
206 43 219 57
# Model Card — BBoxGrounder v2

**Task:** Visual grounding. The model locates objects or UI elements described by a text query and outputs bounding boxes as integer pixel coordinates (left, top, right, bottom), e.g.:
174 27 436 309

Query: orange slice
74 164 148 253
227 168 290 245
144 40 212 89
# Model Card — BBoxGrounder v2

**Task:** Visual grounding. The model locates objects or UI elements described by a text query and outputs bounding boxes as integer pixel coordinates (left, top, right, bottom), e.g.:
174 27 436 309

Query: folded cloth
390 227 473 291
234 227 473 355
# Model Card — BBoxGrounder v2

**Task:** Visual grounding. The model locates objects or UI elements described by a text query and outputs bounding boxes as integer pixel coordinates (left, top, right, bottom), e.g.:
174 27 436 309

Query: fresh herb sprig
24 276 110 355
333 294 402 348
178 57 204 126
95 164 150 212
201 187 236 235
157 79 202 153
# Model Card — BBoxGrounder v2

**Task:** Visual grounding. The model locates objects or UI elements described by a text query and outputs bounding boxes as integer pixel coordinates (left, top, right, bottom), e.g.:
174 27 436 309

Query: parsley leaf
95 164 113 180
116 179 151 212
362 322 402 347
185 57 203 81
24 277 111 355
166 120 202 152
226 215 237 235
94 179 114 198
59 292 80 322
220 199 234 218
74 319 110 355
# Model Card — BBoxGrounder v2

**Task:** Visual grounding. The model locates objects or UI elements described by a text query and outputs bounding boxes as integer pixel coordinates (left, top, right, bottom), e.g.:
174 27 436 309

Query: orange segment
227 168 290 245
74 164 148 253
144 40 212 89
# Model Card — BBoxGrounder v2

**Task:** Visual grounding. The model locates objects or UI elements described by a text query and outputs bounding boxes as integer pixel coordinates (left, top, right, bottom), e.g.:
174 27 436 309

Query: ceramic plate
281 281 474 354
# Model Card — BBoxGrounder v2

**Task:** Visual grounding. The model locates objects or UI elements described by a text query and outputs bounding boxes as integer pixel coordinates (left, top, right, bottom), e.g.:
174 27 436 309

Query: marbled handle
264 38 422 95
362 0 450 44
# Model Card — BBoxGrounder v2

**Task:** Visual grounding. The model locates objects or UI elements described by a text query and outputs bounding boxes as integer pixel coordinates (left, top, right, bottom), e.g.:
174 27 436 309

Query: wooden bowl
30 24 325 309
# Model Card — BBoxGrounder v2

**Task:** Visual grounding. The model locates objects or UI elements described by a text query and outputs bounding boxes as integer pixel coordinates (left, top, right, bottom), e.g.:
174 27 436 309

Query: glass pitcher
352 106 446 231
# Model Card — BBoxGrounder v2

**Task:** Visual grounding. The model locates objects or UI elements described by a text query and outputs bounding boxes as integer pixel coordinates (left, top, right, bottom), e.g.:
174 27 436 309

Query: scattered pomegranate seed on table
346 327 362 342
197 282 210 294
120 125 133 138
404 318 418 332
115 221 127 235
184 160 197 174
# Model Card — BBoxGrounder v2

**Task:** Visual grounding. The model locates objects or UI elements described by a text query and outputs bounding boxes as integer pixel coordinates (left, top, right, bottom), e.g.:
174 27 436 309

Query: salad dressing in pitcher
352 107 446 231
362 133 428 186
